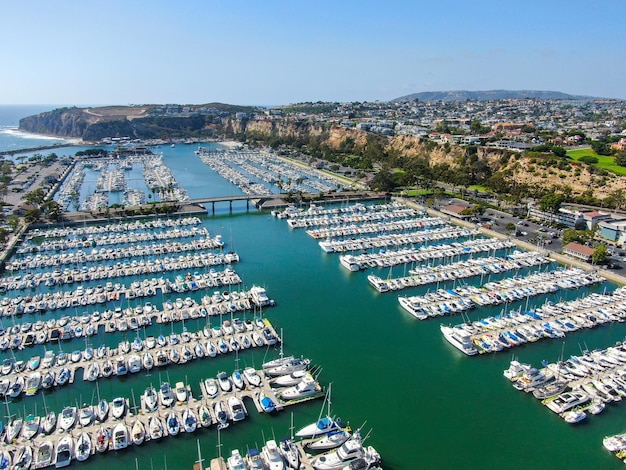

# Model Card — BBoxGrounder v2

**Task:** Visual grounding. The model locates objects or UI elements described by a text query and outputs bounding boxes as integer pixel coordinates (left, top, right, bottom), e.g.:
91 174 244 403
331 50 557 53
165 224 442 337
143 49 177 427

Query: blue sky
1 0 624 105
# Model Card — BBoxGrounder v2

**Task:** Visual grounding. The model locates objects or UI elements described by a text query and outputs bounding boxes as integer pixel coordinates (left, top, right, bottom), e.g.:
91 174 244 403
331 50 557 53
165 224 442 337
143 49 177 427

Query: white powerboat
262 439 286 470
34 440 53 468
111 422 129 450
243 367 262 387
278 374 321 400
111 397 127 419
159 382 175 407
227 449 247 470
55 434 74 468
148 415 164 440
175 381 188 403
227 396 247 422
204 378 219 398
307 428 352 451
217 371 232 393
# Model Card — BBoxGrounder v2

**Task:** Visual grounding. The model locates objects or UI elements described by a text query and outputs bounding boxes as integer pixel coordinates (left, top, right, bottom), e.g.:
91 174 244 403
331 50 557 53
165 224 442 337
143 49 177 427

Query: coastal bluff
18 103 252 141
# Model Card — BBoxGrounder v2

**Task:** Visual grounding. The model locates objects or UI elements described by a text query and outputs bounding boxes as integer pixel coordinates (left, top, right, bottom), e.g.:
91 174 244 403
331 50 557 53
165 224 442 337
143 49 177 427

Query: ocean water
0 105 71 154
2 112 626 469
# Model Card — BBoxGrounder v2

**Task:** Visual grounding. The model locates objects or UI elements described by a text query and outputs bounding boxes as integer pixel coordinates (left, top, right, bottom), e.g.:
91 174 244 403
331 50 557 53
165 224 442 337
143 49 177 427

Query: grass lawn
567 148 626 176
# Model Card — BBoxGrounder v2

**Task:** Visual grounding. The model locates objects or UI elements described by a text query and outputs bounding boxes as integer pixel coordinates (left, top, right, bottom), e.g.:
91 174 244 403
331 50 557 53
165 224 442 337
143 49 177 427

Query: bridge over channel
187 191 387 213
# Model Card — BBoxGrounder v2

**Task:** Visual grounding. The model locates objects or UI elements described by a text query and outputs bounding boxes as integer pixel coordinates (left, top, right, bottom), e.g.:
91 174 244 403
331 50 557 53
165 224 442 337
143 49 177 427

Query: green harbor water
4 143 626 469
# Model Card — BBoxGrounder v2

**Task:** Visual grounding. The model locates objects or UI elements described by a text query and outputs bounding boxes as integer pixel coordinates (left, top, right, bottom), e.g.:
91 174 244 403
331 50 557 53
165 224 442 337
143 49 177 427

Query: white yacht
545 391 590 414
227 396 247 422
227 449 247 470
440 325 478 356
261 440 286 470
278 374 321 400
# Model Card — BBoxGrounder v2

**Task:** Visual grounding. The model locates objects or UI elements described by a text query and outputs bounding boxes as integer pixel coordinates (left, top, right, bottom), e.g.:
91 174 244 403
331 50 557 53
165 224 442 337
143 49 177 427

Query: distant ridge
392 90 603 102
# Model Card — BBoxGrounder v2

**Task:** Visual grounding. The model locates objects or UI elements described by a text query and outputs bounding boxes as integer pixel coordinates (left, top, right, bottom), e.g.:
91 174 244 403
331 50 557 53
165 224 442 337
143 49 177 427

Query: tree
562 228 593 245
551 146 567 158
24 208 41 223
505 222 516 234
42 200 63 221
539 193 565 214
591 244 608 265
7 215 19 231
24 188 46 208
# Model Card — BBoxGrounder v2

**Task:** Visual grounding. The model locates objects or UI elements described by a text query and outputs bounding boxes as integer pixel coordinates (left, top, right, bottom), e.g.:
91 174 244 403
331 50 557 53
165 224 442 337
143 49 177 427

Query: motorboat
503 360 532 381
166 411 180 436
512 367 554 393
214 400 230 430
111 397 127 419
258 391 276 413
34 440 54 468
440 325 478 355
264 357 310 377
310 432 378 470
270 370 309 388
58 406 77 432
143 385 159 412
128 354 142 373
278 437 300 469
148 415 164 440
55 434 74 467
278 374 321 400
116 356 128 376
217 371 232 393
159 382 175 407
227 449 247 470
545 391 590 414
245 448 265 470
227 396 247 422
75 432 92 462
183 407 198 433
262 439 286 470
296 416 344 438
562 409 587 424
131 419 146 445
111 422 129 450
243 367 262 387
204 378 219 398
307 428 352 451
175 381 188 403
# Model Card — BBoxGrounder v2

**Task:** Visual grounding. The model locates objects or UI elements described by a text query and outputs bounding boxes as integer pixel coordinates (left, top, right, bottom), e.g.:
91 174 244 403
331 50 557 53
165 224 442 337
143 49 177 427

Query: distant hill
392 90 601 102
